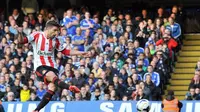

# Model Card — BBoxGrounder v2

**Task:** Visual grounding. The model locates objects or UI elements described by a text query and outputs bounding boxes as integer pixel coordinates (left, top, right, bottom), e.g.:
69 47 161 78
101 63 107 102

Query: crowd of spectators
185 61 200 100
0 4 183 102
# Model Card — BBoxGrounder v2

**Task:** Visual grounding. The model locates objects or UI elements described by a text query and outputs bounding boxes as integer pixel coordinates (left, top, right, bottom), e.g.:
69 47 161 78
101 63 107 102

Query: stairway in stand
166 34 200 100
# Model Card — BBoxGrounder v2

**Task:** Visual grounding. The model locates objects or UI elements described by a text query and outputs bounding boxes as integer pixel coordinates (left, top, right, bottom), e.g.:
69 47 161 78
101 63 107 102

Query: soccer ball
136 99 150 112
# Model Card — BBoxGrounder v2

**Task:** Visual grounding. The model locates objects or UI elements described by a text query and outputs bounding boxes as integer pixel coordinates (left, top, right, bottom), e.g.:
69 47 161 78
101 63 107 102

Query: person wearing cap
162 90 182 112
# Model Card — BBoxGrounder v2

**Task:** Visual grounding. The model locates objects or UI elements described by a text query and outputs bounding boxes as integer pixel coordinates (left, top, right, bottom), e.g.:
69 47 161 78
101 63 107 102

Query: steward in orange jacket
161 90 182 112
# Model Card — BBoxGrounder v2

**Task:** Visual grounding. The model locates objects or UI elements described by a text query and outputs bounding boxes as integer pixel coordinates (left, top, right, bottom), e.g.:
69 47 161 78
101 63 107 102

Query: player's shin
34 90 54 111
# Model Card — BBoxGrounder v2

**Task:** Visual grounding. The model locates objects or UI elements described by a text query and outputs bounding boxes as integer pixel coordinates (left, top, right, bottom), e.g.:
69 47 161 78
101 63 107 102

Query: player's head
136 99 150 112
45 20 60 38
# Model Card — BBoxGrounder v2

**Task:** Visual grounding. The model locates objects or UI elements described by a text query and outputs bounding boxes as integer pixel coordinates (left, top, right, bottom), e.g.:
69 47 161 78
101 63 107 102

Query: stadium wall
2 101 200 112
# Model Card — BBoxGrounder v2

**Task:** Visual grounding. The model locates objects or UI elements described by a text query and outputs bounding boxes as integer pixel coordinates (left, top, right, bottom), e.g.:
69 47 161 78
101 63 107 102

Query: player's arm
56 38 88 56
17 32 28 44
18 32 38 44
61 49 88 56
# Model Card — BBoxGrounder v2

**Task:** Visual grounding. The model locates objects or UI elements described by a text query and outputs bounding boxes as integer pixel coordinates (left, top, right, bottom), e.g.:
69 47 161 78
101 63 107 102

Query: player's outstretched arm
69 50 89 57
61 49 91 57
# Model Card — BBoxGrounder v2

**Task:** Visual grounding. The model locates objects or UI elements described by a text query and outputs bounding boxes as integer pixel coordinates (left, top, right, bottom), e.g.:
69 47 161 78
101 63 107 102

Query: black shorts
35 66 59 85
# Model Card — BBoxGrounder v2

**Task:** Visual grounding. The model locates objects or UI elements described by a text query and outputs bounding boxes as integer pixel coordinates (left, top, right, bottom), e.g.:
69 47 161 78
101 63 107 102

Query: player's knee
48 83 56 92
46 71 57 81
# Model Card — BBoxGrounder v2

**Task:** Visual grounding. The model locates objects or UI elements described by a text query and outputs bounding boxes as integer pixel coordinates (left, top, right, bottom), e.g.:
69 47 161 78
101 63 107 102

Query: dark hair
31 91 37 95
45 20 60 28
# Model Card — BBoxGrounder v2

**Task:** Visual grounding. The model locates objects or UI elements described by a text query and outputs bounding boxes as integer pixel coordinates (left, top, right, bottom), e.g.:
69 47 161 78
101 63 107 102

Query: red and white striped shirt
25 32 70 70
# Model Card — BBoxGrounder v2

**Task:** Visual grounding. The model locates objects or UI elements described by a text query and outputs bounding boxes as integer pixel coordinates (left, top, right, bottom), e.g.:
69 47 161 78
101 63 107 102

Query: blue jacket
63 16 78 36
166 23 181 39
135 58 149 67
80 19 95 37
72 35 85 51
143 72 160 87
135 47 144 57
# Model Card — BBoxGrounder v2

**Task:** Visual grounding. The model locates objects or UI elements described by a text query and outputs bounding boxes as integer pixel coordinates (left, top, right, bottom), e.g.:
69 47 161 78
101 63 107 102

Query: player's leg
34 83 56 112
45 71 80 92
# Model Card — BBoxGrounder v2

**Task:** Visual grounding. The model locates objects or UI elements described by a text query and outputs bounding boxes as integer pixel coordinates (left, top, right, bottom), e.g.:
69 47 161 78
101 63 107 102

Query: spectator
101 20 110 35
11 78 21 100
103 9 117 22
0 36 9 55
4 73 13 86
189 74 200 90
108 24 121 39
166 17 181 41
91 62 103 78
29 91 41 101
64 36 73 50
185 87 196 100
74 92 82 101
134 40 144 57
116 20 124 34
1 85 12 100
12 9 24 26
143 65 160 87
156 7 165 20
135 87 149 101
144 74 159 100
28 14 36 28
118 68 128 83
135 22 148 48
60 89 72 101
194 88 200 100
80 86 91 101
71 69 86 89
141 9 149 21
103 93 110 101
125 76 135 97
154 50 169 85
139 81 151 100
35 14 45 31
93 17 101 32
20 85 30 102
111 52 124 69
22 21 32 36
112 75 125 99
36 82 46 100
72 27 85 51
97 56 106 70
94 78 107 92
0 75 6 94
80 11 95 37
9 19 18 35
5 92 16 101
13 45 27 63
195 60 200 70
63 9 78 36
